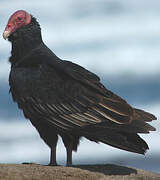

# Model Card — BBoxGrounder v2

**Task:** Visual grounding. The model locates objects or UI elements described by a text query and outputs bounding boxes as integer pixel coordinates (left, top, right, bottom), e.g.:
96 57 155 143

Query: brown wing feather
19 85 134 131
12 60 155 133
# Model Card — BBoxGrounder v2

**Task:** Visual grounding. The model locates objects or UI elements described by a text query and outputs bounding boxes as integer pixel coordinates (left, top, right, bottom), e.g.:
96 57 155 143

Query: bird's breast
9 66 63 101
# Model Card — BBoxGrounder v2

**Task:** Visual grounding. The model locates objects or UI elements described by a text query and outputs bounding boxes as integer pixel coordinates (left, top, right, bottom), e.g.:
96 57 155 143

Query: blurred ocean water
0 0 159 173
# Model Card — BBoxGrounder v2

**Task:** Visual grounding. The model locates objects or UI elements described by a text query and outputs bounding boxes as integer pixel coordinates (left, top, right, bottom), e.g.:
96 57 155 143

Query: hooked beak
3 30 10 40
3 23 16 40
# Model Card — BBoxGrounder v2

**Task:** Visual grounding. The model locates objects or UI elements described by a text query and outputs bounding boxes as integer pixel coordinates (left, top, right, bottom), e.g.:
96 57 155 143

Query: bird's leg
66 143 73 166
61 135 73 166
49 146 58 166
48 134 58 166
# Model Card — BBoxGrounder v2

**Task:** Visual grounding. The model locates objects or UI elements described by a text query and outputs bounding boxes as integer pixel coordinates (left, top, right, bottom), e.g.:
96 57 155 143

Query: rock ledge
0 163 159 180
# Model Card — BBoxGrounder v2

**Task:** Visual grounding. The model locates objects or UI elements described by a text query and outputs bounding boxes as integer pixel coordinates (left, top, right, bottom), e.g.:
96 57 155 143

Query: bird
3 10 156 166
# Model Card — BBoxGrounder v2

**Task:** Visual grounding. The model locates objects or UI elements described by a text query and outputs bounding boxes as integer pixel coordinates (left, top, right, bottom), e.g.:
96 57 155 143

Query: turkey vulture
3 10 156 166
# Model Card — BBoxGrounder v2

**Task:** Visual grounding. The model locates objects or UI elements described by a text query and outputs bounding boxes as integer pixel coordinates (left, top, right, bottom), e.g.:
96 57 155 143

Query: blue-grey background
0 0 159 173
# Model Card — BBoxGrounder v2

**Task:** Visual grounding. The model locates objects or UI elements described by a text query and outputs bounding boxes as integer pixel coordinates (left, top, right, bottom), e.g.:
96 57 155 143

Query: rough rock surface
0 164 159 180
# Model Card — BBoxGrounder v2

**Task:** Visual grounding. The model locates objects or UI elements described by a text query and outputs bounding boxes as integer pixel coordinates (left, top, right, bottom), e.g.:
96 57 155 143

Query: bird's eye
17 17 22 21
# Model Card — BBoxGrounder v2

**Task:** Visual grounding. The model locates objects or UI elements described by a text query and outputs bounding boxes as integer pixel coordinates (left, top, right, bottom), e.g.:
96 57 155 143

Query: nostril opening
7 24 11 28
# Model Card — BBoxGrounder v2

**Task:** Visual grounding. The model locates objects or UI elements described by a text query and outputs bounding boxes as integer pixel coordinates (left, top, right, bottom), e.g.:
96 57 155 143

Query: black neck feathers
8 17 43 65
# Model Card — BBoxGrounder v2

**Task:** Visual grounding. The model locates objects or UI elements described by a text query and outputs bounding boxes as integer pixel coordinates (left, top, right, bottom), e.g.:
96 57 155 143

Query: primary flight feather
3 10 156 166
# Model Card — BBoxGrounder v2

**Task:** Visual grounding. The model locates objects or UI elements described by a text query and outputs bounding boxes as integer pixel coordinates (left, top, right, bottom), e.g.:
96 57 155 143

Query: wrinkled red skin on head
4 10 31 36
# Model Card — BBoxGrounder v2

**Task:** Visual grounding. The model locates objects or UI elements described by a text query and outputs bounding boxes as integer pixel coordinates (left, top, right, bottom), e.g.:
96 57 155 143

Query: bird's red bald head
3 10 31 40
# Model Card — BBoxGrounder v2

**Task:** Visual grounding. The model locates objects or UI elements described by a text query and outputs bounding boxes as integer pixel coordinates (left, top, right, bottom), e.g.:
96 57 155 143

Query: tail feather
85 130 149 155
76 107 156 155
133 108 157 122
101 133 148 154
130 119 156 133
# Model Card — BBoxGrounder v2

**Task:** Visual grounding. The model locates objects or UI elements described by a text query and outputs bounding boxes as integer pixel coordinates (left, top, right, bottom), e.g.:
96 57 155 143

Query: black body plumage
8 16 156 166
